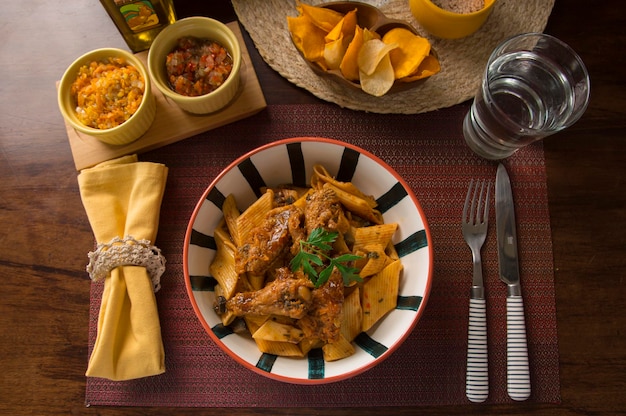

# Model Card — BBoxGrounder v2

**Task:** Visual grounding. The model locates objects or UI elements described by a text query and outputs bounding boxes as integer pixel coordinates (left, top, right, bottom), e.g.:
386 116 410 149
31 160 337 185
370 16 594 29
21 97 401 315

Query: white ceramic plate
183 137 433 384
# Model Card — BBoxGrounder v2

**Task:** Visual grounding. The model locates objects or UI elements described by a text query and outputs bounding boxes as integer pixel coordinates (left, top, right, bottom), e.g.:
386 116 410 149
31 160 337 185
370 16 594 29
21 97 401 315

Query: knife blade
496 163 531 401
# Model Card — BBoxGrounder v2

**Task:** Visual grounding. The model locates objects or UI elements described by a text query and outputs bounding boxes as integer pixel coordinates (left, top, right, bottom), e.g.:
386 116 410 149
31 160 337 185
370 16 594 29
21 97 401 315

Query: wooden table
1 1 624 414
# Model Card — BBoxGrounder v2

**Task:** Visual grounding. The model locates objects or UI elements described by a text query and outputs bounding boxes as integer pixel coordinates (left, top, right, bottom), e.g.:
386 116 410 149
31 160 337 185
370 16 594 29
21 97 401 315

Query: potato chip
324 35 346 70
382 28 431 79
357 39 397 76
359 56 395 96
359 41 396 97
287 14 327 63
298 2 344 32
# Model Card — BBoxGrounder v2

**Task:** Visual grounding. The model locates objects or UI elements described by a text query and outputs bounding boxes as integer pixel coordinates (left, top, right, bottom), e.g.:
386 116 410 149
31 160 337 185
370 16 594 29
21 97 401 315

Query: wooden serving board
64 22 267 170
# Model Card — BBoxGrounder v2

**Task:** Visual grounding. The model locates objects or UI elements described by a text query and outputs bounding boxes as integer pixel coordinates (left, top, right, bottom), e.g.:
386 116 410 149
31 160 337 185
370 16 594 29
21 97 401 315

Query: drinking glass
463 33 590 160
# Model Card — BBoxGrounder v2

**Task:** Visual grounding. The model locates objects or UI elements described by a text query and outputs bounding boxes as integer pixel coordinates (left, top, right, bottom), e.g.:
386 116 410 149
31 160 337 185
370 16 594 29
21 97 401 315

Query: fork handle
506 295 531 401
466 296 488 403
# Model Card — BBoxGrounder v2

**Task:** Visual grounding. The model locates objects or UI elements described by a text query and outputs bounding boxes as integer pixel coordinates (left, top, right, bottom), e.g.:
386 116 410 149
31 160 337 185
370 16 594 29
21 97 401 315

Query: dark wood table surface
1 1 624 414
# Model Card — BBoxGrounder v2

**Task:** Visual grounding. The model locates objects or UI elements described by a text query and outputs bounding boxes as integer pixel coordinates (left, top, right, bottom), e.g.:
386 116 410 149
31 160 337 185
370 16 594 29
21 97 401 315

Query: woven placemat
232 0 555 114
85 103 559 407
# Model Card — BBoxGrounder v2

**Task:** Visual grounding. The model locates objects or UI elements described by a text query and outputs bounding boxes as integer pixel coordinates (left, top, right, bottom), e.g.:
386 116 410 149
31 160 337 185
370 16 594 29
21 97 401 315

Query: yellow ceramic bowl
57 48 155 145
148 17 242 115
409 0 496 39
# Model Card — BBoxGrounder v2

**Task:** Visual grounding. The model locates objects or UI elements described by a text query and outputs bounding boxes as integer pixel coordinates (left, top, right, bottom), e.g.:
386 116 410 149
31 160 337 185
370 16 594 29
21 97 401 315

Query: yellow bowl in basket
409 0 497 39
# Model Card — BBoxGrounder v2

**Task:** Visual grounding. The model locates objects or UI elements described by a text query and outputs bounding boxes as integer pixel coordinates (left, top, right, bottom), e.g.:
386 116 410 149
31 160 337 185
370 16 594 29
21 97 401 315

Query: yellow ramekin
147 17 242 115
57 48 155 145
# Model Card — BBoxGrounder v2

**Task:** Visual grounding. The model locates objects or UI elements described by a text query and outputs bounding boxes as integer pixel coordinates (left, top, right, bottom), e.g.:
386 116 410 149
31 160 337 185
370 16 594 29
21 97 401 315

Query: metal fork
463 179 491 403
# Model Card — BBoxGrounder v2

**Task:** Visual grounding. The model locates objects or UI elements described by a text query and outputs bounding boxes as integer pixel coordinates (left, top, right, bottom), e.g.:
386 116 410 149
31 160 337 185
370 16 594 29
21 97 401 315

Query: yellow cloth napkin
78 154 168 381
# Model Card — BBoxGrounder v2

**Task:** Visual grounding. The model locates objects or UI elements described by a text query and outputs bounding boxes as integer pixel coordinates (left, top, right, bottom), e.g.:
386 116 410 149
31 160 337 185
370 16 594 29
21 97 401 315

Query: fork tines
463 179 491 227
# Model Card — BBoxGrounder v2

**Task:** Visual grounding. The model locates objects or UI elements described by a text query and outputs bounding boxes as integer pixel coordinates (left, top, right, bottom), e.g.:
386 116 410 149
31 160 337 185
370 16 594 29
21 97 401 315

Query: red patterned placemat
85 104 559 407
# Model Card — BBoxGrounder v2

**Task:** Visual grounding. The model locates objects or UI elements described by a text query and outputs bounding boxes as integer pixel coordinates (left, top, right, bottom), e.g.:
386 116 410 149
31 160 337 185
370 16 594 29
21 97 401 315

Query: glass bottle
100 0 177 53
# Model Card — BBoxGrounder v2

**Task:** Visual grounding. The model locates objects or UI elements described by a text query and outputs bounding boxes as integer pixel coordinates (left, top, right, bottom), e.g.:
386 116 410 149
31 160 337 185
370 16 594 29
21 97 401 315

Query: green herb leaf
316 266 334 287
290 227 364 288
334 261 363 286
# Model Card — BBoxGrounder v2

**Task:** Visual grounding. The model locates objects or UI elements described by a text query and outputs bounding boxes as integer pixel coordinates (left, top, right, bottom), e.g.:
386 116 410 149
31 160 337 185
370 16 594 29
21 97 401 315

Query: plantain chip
324 8 357 42
398 54 442 82
287 14 327 63
382 28 431 79
298 2 344 32
340 25 364 81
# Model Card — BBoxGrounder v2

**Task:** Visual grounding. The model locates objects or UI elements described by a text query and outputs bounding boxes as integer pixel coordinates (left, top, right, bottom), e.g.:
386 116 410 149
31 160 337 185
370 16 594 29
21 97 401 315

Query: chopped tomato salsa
165 36 233 97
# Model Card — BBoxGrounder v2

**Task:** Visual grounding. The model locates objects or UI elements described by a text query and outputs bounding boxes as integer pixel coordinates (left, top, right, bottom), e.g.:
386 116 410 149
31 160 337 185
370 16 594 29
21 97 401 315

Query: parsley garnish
290 227 363 288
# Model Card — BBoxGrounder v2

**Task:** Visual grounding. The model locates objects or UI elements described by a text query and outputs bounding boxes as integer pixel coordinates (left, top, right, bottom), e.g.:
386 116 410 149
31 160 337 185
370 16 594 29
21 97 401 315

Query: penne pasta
323 183 383 224
292 188 314 210
386 240 400 260
312 164 377 208
244 314 270 336
214 220 236 252
299 337 324 355
340 287 362 342
235 189 274 246
353 223 398 253
222 193 241 247
322 334 355 361
357 243 390 278
254 339 305 357
253 319 305 344
361 259 402 332
209 227 239 300
247 273 266 291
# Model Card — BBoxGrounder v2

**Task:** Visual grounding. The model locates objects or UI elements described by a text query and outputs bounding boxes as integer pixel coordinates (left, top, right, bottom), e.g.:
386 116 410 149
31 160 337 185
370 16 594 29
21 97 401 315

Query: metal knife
496 164 531 401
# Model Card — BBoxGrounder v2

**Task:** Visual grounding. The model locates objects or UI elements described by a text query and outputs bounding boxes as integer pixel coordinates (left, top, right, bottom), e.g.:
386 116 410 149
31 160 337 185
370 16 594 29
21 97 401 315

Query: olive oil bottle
100 0 177 53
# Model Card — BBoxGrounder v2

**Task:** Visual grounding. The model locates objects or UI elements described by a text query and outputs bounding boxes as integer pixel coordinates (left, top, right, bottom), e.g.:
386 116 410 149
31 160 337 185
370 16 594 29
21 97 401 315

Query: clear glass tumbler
463 33 590 160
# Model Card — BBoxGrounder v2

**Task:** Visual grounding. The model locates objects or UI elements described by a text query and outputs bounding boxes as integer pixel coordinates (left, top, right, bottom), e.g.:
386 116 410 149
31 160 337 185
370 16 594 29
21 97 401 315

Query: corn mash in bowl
57 48 155 145
183 137 433 384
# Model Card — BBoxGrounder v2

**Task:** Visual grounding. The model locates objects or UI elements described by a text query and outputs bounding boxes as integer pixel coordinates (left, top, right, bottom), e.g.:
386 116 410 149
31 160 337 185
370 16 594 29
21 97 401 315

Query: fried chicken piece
297 268 344 343
235 206 303 275
225 268 313 319
304 188 349 235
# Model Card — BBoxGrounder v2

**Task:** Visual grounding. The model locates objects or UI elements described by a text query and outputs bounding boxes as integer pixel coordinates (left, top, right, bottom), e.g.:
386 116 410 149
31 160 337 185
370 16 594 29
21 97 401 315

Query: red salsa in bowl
165 36 233 97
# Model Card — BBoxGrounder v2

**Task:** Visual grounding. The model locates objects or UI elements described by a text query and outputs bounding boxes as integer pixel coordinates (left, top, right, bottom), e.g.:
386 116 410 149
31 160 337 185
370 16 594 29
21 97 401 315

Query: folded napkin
78 154 168 381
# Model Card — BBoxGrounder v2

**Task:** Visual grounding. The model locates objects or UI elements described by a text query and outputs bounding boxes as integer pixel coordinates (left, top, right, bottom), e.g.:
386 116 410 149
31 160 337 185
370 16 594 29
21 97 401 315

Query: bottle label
114 0 161 33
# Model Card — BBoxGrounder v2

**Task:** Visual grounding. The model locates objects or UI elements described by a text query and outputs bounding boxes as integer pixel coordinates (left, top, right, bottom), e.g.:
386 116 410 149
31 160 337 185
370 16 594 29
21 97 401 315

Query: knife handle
506 296 531 401
466 297 488 403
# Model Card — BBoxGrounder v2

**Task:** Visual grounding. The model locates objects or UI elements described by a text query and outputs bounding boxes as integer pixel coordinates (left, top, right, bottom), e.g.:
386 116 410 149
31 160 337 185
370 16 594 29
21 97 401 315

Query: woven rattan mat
85 103 560 407
232 0 555 114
